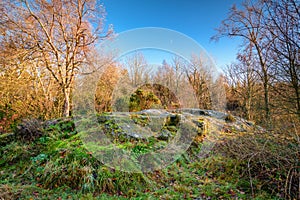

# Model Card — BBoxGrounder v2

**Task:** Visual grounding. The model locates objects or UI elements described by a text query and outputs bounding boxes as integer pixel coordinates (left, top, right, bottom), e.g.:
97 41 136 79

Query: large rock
14 119 44 142
97 109 258 141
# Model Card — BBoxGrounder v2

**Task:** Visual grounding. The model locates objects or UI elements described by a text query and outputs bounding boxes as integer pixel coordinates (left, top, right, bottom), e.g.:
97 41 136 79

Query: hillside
1 109 298 199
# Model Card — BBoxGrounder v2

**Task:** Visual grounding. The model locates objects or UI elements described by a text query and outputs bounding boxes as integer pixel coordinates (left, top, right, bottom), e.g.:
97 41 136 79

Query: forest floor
0 109 299 199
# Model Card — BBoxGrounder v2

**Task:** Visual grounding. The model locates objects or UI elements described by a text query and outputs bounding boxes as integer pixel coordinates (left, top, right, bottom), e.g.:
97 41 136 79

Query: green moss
0 116 294 199
0 132 14 146
129 89 162 112
130 114 150 126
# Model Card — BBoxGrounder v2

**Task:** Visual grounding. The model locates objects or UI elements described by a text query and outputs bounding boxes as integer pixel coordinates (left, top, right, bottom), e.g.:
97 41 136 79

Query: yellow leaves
194 135 204 143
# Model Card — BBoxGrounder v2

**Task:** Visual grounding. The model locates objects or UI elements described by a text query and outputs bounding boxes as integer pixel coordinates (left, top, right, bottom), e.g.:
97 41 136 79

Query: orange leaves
95 63 122 112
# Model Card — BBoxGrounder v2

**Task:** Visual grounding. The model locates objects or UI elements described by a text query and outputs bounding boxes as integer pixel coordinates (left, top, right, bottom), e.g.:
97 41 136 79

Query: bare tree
125 52 150 87
185 54 212 109
0 0 112 117
265 0 300 118
213 0 272 123
154 60 175 89
171 56 184 95
225 48 260 120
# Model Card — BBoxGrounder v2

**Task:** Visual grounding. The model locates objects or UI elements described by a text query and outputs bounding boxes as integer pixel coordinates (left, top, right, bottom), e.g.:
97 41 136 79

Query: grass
0 115 299 199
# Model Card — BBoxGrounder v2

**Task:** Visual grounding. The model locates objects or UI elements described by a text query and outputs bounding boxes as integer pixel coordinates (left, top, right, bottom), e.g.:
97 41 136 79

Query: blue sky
101 0 244 69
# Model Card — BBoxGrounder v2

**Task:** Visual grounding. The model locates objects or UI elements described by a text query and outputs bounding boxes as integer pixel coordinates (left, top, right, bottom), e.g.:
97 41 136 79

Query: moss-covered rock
14 119 44 142
129 89 162 112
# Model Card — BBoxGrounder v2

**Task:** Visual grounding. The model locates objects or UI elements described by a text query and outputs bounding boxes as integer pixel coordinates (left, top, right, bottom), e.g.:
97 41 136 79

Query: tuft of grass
225 114 236 123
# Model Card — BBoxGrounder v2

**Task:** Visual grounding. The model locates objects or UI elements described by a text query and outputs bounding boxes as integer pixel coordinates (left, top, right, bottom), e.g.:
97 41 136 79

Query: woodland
0 0 299 199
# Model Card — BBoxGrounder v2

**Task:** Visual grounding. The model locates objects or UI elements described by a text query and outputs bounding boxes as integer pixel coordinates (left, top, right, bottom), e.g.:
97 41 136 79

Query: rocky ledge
94 108 260 141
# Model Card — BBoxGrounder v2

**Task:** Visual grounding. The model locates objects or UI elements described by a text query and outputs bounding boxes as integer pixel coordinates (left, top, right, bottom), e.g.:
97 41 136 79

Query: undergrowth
0 117 298 199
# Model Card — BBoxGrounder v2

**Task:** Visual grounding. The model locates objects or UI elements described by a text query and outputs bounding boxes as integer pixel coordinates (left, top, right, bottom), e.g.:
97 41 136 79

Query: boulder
96 109 259 141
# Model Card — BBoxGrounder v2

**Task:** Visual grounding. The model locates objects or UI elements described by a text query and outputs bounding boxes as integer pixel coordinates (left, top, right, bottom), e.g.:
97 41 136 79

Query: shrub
215 130 300 198
129 89 161 112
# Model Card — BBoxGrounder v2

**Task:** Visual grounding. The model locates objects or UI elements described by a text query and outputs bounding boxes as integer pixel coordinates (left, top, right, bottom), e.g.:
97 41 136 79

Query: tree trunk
63 87 71 117
295 85 300 119
245 98 251 120
255 43 270 124
263 76 270 124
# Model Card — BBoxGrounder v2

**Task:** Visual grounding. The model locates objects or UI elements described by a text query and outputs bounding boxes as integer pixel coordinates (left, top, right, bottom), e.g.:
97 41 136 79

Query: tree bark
63 87 71 117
